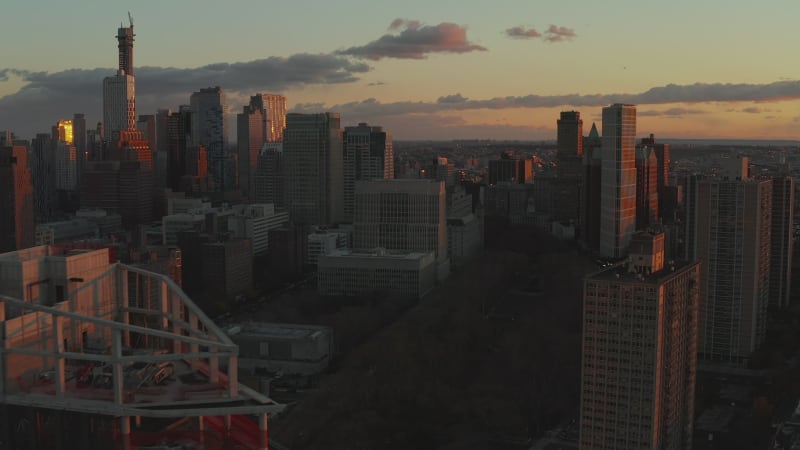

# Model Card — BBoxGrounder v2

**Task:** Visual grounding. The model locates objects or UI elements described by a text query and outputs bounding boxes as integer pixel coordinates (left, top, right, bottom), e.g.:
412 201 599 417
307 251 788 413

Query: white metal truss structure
0 261 281 447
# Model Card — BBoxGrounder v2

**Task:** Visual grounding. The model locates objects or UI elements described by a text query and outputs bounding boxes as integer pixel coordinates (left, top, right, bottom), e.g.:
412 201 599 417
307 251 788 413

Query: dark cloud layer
337 19 487 60
293 81 800 118
0 54 370 137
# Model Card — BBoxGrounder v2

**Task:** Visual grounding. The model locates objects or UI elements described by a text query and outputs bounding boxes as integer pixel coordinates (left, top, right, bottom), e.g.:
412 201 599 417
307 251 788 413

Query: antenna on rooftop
128 11 134 28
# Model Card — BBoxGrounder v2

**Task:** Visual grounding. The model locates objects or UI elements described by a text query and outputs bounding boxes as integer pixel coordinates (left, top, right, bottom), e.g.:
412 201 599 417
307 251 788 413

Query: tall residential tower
580 232 699 449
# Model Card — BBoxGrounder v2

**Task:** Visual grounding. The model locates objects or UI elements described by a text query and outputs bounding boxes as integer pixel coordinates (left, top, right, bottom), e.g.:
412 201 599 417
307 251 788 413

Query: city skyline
2 1 800 140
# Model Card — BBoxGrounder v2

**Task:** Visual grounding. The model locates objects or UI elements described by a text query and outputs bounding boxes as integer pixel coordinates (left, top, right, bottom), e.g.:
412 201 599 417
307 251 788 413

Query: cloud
437 93 468 104
367 81 386 86
544 25 577 42
337 19 487 60
741 107 762 113
0 54 370 137
291 80 800 118
638 108 709 117
505 26 542 39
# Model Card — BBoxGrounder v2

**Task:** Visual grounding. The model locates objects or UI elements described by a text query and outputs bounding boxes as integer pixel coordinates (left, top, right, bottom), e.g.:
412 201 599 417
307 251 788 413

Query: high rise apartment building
342 123 394 222
580 232 699 450
0 146 35 252
190 87 229 190
599 104 637 258
284 113 343 225
770 176 794 309
684 164 771 364
250 93 287 143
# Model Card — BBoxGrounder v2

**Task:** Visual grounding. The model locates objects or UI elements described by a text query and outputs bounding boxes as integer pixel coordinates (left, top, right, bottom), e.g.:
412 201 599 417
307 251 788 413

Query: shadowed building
343 123 394 223
0 145 35 252
770 175 794 308
284 113 344 225
684 160 771 364
581 123 602 251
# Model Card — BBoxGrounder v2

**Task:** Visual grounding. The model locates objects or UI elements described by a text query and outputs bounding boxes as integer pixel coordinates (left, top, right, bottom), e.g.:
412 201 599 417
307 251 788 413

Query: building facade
237 104 264 200
318 249 437 299
770 175 794 309
284 113 343 225
685 169 772 364
0 146 35 252
580 232 699 450
250 93 287 143
190 87 229 190
343 123 394 223
599 104 637 259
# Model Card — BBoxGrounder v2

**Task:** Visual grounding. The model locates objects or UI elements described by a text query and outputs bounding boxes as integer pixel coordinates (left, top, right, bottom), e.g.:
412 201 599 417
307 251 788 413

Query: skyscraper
254 143 285 207
117 16 135 76
599 104 637 259
635 139 659 229
250 93 287 143
0 145 35 252
72 113 87 189
343 123 394 223
770 175 794 309
555 111 584 224
580 231 699 450
685 162 771 364
102 20 136 143
284 113 343 225
190 87 229 190
558 111 584 156
54 120 78 192
30 134 57 224
237 104 264 200
581 123 602 251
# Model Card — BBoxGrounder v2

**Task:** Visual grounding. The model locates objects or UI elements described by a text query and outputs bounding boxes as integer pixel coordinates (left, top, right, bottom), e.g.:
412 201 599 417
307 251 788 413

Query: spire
588 122 599 139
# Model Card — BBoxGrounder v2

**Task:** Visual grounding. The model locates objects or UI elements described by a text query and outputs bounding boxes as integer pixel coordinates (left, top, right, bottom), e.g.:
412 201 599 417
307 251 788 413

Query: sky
2 0 800 141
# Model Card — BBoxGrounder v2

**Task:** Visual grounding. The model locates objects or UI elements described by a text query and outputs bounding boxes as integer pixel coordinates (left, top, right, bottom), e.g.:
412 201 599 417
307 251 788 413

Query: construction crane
128 12 133 28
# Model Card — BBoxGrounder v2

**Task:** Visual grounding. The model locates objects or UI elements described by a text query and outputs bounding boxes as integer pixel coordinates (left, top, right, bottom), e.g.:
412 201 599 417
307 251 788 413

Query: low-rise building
225 322 333 376
317 249 436 299
227 204 289 256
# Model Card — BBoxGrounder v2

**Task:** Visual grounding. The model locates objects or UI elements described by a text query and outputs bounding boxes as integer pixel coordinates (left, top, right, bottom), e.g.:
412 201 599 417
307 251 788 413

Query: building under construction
0 245 283 449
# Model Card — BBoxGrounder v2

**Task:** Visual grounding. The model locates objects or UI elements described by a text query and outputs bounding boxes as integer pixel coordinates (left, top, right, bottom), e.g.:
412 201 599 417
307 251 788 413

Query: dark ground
269 223 596 450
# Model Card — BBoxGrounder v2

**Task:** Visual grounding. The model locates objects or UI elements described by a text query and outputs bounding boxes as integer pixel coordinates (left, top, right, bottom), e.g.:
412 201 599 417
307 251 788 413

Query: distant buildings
580 232 699 449
284 112 344 225
488 151 533 185
599 103 637 259
254 143 285 207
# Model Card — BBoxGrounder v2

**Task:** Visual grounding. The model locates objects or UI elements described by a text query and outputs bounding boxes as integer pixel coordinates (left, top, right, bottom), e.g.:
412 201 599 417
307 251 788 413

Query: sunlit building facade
599 104 637 258
580 232 699 450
